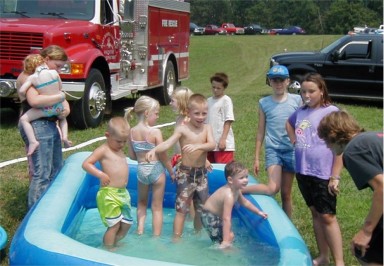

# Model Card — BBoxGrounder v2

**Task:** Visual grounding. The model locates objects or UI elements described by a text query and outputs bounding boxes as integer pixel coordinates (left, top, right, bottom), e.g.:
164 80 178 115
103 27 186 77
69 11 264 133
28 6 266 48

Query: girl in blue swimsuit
125 96 174 236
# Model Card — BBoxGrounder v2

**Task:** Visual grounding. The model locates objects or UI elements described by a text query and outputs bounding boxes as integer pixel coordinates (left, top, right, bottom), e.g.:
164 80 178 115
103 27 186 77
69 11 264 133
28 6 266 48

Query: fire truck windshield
1 0 95 21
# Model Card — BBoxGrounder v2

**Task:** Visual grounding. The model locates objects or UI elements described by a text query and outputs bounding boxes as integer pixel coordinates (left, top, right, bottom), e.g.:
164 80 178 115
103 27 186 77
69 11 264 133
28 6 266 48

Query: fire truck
0 0 190 128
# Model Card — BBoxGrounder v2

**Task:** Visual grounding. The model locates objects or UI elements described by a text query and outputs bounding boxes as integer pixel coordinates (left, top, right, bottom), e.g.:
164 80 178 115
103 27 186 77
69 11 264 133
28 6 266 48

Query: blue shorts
265 148 295 172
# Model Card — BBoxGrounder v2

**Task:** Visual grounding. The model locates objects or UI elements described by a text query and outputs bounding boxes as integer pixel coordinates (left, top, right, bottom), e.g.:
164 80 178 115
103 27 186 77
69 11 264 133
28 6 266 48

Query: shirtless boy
82 117 133 249
146 93 216 239
201 161 268 248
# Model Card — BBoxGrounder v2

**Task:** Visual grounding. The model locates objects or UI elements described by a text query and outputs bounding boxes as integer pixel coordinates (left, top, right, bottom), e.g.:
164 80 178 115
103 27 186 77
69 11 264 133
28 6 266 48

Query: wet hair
187 93 207 109
124 95 159 123
172 86 193 116
224 160 247 181
40 45 68 61
210 72 229 88
301 73 332 107
107 116 130 137
318 110 364 146
23 54 45 75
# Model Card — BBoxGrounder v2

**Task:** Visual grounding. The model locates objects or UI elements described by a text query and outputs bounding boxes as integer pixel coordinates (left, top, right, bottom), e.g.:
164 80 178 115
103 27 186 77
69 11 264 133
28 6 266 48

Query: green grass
0 35 382 265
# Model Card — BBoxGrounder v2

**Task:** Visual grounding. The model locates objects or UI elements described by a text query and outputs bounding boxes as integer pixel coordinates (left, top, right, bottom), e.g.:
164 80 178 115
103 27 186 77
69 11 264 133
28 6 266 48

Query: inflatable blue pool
10 152 311 265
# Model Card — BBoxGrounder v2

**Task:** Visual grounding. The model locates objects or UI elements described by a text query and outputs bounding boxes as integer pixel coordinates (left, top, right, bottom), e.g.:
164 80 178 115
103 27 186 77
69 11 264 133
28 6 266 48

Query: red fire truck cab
0 0 190 128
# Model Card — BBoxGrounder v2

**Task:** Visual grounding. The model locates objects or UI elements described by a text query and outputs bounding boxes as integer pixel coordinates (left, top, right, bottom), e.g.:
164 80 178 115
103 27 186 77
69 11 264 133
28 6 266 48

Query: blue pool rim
10 151 311 265
0 226 7 250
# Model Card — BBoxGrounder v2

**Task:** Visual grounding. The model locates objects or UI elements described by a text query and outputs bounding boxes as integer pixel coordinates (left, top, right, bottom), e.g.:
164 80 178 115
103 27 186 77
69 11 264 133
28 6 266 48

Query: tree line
187 0 383 34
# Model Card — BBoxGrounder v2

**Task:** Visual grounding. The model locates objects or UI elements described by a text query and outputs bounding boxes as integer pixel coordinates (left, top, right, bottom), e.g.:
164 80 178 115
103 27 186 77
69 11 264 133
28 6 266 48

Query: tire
71 69 107 129
154 60 176 105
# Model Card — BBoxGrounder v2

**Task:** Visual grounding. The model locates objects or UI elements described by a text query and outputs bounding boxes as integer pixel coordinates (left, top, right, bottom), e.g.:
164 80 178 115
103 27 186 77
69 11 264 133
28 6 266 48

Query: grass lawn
0 35 382 265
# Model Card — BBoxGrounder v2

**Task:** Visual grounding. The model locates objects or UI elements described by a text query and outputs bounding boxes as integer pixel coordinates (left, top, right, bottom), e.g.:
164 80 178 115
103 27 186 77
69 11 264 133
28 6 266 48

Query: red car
221 23 244 35
204 24 227 35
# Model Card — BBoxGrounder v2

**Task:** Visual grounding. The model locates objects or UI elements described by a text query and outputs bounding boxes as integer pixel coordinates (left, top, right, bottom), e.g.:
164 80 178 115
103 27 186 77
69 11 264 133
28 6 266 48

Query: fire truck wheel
156 60 176 105
71 69 107 129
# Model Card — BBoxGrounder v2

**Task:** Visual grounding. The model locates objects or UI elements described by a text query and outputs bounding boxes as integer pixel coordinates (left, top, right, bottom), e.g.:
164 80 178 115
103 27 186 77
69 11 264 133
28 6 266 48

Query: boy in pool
146 93 216 239
82 117 133 249
201 161 268 248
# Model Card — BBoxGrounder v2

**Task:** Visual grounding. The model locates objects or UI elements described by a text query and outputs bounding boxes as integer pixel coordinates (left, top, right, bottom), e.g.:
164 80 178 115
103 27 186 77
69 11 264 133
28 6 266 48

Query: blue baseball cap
267 65 289 79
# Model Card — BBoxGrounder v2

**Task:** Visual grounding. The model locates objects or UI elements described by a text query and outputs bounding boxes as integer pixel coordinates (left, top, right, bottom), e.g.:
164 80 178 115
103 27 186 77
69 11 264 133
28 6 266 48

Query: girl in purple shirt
286 73 344 266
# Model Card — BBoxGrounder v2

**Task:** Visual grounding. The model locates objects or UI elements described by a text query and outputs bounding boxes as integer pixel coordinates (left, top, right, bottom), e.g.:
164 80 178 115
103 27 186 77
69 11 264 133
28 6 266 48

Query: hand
145 150 156 162
100 174 110 187
205 160 213 172
259 211 268 219
253 159 260 176
218 138 226 151
328 178 340 196
351 229 372 258
182 144 197 153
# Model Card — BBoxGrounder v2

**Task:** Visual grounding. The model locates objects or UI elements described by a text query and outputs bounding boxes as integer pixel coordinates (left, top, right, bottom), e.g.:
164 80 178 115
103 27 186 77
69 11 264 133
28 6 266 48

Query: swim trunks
175 164 209 214
201 209 223 243
137 161 165 185
96 187 133 227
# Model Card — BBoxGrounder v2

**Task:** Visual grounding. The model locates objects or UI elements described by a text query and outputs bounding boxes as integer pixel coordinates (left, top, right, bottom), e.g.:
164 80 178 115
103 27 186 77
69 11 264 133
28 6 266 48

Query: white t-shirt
207 95 235 151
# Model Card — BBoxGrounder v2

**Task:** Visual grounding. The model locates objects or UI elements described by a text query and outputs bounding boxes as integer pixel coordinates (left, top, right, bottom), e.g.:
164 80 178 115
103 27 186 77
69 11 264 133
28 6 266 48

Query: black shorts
296 173 337 214
354 216 383 264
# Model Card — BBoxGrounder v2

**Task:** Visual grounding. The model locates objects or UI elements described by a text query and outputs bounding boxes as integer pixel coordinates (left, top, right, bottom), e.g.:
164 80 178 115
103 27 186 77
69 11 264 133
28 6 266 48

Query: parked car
268 34 383 101
244 24 265 35
221 23 244 35
190 22 204 35
204 24 227 35
271 26 305 35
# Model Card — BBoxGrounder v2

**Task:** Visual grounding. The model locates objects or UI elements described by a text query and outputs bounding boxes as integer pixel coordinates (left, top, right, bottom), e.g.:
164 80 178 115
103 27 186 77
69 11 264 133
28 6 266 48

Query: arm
285 120 296 145
82 147 110 186
26 86 65 108
18 80 33 96
153 129 175 180
221 195 236 247
146 130 181 162
218 120 232 150
328 154 343 196
351 173 383 257
238 193 268 219
254 108 266 175
182 124 216 153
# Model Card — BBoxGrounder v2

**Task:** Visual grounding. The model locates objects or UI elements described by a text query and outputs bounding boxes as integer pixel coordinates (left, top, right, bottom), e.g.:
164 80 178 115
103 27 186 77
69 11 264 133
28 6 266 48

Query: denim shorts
265 148 295 172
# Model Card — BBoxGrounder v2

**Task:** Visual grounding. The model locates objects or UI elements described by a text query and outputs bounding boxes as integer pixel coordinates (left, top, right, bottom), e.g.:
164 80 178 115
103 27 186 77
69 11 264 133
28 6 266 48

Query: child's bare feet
27 141 40 155
63 139 72 148
312 256 330 266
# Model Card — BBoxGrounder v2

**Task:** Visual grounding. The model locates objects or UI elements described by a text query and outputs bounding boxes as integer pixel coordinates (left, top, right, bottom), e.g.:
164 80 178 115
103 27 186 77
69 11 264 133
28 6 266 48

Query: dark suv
268 34 383 101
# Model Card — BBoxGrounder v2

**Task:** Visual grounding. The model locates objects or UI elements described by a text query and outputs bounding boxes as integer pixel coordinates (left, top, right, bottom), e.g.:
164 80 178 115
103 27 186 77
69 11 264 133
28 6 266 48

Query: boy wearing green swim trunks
82 117 133 249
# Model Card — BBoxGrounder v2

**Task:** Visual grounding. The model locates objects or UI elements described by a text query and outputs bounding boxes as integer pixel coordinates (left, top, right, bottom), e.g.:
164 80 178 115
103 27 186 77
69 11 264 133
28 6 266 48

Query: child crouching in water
82 117 133 249
201 160 268 248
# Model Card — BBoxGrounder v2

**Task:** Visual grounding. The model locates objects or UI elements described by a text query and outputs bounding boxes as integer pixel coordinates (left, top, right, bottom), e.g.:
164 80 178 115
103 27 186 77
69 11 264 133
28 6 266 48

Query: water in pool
73 207 279 265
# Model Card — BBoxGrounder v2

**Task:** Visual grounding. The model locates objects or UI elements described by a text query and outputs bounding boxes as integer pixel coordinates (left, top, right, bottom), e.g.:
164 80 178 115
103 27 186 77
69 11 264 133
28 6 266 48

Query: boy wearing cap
242 65 302 218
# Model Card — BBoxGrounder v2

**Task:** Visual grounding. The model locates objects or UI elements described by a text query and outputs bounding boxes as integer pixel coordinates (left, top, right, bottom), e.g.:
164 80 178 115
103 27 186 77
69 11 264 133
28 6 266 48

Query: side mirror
331 50 340 62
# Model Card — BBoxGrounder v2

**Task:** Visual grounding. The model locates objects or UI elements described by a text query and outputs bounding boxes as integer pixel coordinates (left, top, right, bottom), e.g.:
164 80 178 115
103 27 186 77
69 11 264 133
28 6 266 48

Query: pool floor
72 207 280 265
